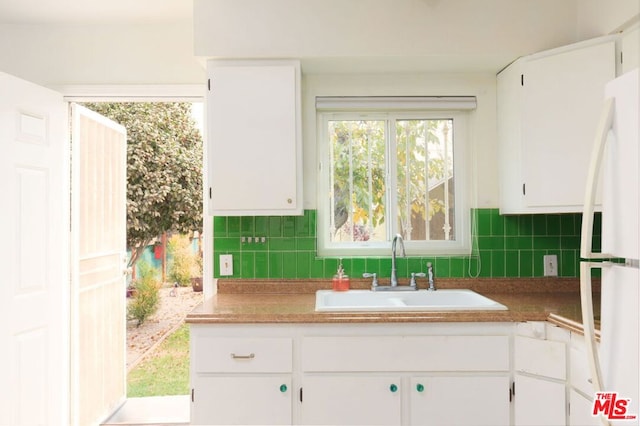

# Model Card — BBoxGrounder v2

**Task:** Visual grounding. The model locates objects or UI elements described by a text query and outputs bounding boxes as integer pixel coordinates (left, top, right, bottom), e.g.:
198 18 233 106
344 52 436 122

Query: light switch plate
220 254 233 276
543 254 558 277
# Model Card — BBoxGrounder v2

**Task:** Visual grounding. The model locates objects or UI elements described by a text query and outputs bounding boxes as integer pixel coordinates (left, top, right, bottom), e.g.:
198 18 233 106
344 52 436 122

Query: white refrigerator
580 68 639 426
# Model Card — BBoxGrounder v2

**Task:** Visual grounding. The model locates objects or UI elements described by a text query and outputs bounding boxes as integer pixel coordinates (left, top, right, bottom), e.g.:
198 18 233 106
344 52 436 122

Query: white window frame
317 102 472 257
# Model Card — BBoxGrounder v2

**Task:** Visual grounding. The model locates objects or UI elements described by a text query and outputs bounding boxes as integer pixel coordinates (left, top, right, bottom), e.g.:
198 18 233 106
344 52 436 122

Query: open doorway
65 89 206 422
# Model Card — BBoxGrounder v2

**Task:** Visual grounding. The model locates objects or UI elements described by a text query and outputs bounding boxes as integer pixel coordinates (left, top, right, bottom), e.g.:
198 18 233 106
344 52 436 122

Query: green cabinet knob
389 384 398 393
280 384 287 393
416 383 424 392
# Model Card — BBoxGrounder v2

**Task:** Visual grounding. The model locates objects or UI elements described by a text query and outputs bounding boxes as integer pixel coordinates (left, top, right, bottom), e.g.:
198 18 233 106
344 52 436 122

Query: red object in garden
154 243 163 259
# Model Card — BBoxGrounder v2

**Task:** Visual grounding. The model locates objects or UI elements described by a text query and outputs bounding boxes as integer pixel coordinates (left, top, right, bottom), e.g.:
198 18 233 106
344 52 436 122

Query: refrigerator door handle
580 97 615 260
580 262 605 394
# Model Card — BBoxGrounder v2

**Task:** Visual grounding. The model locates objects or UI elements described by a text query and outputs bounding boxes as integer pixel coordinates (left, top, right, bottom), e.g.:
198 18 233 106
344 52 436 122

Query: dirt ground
126 286 204 370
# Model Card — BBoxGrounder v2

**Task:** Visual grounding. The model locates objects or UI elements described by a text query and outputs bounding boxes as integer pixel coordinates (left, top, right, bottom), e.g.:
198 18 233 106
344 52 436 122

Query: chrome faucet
390 234 406 287
426 262 436 291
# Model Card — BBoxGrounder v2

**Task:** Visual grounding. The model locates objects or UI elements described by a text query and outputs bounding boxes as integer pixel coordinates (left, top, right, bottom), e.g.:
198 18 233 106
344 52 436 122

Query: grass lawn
127 323 190 397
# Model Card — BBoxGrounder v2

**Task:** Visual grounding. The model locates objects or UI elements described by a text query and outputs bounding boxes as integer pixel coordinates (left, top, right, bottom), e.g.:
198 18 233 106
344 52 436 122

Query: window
317 97 474 256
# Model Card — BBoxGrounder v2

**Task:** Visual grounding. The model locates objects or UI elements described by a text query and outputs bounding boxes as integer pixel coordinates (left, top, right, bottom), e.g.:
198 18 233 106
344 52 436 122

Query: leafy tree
83 102 203 267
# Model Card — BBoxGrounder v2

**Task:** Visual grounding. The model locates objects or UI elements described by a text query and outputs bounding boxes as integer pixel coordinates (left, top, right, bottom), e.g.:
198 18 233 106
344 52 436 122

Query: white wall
576 0 639 38
194 0 579 73
0 22 204 87
302 72 498 209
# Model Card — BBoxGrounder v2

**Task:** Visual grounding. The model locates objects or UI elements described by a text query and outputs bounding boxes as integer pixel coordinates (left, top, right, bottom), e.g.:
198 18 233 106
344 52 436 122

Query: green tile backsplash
212 209 599 279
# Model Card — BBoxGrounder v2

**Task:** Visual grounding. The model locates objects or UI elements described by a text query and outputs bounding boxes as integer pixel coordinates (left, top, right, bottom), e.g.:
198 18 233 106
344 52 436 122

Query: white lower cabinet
514 373 566 426
300 375 402 425
410 375 510 426
191 375 292 425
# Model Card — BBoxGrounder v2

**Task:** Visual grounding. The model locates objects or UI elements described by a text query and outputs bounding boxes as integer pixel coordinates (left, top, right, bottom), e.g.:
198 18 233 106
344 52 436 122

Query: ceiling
0 0 192 24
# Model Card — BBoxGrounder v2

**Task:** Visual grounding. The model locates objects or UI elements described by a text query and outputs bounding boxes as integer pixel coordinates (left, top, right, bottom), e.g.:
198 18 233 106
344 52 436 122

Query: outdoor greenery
127 323 190 397
127 261 161 327
82 102 203 267
329 118 453 242
167 234 200 286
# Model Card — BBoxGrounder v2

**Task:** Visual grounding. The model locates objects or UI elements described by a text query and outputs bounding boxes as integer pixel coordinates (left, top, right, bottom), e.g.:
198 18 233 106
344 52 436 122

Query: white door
70 104 128 425
0 72 70 425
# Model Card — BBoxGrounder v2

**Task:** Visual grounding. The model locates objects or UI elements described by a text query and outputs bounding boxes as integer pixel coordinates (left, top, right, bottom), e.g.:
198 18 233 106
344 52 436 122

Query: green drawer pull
280 384 288 393
416 383 424 392
389 384 398 393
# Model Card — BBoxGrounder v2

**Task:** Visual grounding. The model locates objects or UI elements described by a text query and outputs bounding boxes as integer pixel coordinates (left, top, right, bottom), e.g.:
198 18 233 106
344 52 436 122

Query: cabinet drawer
515 335 566 380
570 337 594 396
193 337 292 373
302 336 509 372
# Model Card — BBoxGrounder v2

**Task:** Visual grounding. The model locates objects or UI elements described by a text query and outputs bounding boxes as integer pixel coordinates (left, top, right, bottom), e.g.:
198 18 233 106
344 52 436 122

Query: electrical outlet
543 254 558 277
220 254 233 276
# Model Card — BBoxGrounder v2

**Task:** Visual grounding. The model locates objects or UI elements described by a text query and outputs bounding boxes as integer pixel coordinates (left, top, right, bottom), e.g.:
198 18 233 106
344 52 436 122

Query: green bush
128 260 161 327
168 234 197 286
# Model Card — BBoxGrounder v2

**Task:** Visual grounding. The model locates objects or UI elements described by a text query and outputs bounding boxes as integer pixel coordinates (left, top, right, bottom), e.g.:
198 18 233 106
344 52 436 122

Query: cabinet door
569 389 599 426
207 60 301 215
191 375 292 425
410 376 510 426
300 375 401 425
514 374 566 426
521 40 615 209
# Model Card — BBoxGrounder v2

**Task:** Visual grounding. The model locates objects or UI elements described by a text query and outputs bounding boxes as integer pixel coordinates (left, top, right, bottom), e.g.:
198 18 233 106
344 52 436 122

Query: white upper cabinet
207 59 303 216
498 36 616 214
621 25 639 74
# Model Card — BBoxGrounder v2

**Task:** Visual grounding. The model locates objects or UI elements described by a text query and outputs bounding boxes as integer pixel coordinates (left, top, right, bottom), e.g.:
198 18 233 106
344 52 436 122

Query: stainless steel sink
315 289 508 312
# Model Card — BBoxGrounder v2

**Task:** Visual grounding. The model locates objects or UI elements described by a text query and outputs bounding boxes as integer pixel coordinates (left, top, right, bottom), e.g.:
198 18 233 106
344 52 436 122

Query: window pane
328 120 387 242
396 119 455 241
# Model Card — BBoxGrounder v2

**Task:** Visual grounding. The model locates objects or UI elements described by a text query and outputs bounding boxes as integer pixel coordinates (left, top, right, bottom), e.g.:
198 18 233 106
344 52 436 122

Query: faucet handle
410 272 426 288
363 272 378 288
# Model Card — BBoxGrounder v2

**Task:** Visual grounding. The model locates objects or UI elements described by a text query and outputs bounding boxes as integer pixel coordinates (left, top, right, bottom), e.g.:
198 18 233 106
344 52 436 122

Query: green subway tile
407 258 424 275
505 251 519 277
476 209 492 236
340 259 352 276
308 210 317 237
241 252 255 278
324 258 339 277
311 258 325 278
591 236 602 252
296 252 312 278
379 258 392 278
283 252 298 278
395 258 408 279
560 215 575 236
269 252 284 278
533 236 560 250
533 250 546 276
241 216 255 235
479 251 491 277
295 213 310 236
533 215 547 235
479 236 505 250
490 211 505 236
547 215 561 236
365 258 381 276
491 251 506 277
215 237 241 252
269 216 282 237
592 213 602 236
519 216 533 236
251 240 268 251
505 236 532 250
255 252 269 278
350 258 366 278
283 216 296 237
213 216 227 237
228 217 241 237
269 237 296 251
467 257 480 278
519 250 534 277
450 257 465 278
255 216 268 235
434 258 450 278
560 250 577 277
296 237 316 251
504 216 520 236
561 236 580 250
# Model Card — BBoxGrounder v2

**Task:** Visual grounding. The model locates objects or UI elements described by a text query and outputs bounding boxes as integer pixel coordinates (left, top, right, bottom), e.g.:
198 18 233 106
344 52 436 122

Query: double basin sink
315 289 508 312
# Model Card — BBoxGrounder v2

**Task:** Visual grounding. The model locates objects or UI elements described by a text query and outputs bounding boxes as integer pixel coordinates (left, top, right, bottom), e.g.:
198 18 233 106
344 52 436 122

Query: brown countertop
186 278 600 333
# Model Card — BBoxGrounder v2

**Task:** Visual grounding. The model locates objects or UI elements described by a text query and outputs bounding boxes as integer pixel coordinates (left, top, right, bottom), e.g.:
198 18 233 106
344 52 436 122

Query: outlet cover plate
543 254 558 277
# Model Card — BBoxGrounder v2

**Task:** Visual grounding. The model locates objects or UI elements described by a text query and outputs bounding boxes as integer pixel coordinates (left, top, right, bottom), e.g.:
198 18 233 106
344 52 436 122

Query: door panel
71 105 127 425
0 72 69 425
